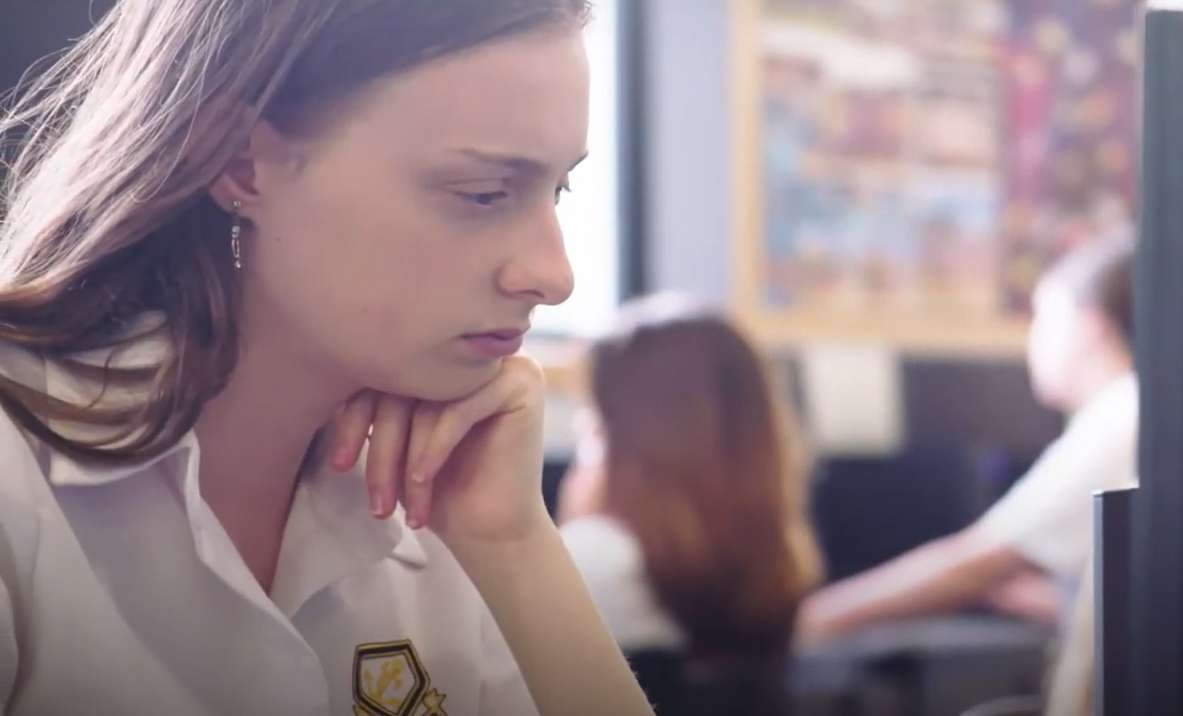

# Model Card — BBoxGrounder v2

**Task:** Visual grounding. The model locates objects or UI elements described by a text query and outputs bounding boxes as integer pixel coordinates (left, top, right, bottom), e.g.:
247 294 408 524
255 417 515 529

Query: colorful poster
757 0 1138 331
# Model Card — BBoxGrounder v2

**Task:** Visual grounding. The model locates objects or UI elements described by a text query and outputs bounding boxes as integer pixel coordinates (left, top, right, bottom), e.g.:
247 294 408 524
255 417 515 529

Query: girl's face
1026 279 1099 410
235 28 588 400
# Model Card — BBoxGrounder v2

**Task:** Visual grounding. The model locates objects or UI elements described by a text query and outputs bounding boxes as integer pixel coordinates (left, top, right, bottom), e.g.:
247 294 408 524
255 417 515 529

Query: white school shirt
974 373 1139 578
0 343 538 716
559 515 686 653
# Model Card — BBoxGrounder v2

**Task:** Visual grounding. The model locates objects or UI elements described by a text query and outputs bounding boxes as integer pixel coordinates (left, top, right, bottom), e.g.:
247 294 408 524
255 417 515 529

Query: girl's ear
209 118 300 218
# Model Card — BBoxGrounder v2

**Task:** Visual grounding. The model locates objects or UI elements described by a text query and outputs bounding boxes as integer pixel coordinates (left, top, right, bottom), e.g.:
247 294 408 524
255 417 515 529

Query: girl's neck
193 308 356 590
1067 346 1132 414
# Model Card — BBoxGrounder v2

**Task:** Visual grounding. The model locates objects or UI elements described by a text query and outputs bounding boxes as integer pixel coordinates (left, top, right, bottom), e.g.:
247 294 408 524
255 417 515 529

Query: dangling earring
230 200 244 271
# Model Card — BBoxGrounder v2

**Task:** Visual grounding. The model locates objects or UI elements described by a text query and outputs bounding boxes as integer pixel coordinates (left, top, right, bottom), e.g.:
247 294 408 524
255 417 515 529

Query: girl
0 1 652 715
798 237 1137 644
558 295 821 714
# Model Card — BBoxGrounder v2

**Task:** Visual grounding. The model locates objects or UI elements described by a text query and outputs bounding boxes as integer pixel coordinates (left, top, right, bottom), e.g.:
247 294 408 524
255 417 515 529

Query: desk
794 616 1054 716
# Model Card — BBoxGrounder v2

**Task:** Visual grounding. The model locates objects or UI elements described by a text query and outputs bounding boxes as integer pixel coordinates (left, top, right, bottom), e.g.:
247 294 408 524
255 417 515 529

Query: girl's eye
458 191 510 208
554 183 572 205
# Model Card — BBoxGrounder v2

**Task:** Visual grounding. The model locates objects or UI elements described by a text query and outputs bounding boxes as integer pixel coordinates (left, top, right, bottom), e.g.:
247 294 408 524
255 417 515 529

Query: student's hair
0 0 590 460
589 295 822 658
1043 236 1136 349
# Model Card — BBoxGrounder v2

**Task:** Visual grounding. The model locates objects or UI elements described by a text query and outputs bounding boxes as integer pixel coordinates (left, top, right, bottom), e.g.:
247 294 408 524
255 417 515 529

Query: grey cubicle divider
1130 5 1183 715
1094 488 1134 715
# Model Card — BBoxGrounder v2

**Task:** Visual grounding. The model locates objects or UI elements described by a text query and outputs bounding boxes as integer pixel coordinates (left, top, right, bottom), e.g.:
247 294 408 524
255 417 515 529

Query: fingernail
369 489 384 517
406 516 420 529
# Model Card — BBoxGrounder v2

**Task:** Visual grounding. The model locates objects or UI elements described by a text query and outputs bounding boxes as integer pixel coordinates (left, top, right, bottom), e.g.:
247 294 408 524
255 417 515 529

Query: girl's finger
403 376 522 524
364 395 412 518
326 390 378 472
402 403 443 529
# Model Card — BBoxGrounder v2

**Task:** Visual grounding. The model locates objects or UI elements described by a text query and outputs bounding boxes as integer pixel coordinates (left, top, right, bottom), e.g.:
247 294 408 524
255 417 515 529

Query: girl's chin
375 361 500 403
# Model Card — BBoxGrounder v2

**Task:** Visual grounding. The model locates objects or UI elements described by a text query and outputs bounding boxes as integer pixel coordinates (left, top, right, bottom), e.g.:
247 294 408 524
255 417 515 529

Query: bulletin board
730 0 1140 356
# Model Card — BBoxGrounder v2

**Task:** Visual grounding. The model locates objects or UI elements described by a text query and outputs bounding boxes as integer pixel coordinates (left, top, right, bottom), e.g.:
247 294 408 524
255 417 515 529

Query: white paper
799 344 904 456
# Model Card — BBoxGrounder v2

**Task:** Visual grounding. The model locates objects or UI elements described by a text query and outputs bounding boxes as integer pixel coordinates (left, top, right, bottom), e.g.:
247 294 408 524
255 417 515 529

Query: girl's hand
326 361 656 716
326 356 551 548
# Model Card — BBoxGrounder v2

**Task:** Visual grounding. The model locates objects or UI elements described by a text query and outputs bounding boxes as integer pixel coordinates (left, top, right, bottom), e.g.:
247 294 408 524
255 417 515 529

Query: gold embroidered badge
352 640 448 716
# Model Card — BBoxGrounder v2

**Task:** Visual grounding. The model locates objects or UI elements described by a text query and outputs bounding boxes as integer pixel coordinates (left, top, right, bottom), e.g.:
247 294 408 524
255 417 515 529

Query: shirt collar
43 423 426 546
42 429 196 487
35 312 172 479
30 322 429 614
1072 371 1137 425
46 423 429 617
270 456 429 617
23 317 428 610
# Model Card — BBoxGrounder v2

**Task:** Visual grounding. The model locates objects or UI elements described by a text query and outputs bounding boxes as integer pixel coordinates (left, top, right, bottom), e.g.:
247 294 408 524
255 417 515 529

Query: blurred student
1042 561 1096 716
798 237 1137 642
557 295 821 714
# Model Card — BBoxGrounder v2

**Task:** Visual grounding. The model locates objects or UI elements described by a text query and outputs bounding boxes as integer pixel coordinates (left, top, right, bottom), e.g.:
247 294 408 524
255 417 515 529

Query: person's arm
454 519 651 716
797 527 1029 643
327 360 652 716
982 568 1063 625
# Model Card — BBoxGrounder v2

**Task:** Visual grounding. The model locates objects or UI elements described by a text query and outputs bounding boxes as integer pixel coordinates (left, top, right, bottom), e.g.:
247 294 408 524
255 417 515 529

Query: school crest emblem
352 640 448 716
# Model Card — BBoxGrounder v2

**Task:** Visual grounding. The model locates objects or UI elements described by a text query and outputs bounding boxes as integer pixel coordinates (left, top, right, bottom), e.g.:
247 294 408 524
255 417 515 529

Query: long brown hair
590 297 821 658
0 0 590 460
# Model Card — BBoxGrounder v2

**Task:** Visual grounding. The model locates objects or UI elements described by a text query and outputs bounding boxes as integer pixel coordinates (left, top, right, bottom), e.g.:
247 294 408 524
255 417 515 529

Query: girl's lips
462 331 524 358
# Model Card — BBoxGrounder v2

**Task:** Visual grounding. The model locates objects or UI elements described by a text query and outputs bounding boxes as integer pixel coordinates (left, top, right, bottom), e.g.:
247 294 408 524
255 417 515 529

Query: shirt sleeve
476 605 540 716
974 407 1138 577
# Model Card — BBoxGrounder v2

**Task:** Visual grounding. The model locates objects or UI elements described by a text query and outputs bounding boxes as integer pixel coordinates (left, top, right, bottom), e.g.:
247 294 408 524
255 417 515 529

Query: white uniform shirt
974 373 1139 577
559 516 685 653
0 345 537 716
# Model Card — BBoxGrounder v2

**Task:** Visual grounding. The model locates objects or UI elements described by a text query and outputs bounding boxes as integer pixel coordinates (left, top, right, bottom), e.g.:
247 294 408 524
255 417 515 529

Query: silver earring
230 200 243 271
